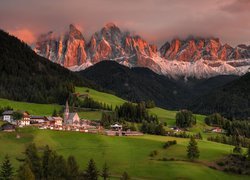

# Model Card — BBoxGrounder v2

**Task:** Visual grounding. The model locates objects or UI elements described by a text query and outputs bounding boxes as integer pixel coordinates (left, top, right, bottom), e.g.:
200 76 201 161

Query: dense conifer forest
0 30 95 104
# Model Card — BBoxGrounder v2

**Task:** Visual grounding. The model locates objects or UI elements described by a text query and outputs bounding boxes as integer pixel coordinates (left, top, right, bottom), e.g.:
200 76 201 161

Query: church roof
68 113 78 120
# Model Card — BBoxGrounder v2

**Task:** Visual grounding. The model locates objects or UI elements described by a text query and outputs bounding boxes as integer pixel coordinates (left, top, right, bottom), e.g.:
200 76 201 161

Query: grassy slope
0 87 248 179
75 87 186 124
75 87 126 107
0 128 248 180
0 98 61 116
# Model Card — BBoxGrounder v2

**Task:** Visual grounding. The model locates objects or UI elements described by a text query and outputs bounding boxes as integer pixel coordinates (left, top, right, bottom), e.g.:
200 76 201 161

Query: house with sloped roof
54 116 63 126
30 115 45 124
2 110 14 123
1 123 15 132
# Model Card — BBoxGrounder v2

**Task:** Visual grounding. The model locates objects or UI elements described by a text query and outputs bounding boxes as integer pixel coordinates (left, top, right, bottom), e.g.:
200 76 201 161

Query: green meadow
75 87 126 108
0 87 249 179
0 98 61 116
75 87 189 125
0 128 248 180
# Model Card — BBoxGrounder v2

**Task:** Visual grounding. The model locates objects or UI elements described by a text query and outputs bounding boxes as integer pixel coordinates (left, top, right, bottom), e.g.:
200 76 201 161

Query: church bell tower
64 100 69 123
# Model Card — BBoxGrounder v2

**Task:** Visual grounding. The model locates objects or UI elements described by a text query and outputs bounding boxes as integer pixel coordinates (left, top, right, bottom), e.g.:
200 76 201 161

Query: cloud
221 0 250 13
0 0 250 46
9 29 35 44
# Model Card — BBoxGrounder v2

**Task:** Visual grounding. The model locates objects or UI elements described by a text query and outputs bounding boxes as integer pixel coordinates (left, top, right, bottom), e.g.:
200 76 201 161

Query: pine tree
247 145 250 160
24 143 42 179
0 155 13 180
52 109 57 117
120 171 130 180
42 145 52 179
85 159 98 180
67 155 79 180
17 163 35 180
101 162 110 180
187 136 200 160
233 144 242 155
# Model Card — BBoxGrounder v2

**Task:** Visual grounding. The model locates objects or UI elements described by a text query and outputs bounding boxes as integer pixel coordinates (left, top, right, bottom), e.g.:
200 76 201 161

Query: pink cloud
9 29 35 44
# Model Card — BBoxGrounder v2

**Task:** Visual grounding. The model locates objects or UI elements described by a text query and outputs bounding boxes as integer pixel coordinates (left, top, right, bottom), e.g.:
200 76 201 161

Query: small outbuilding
1 123 16 132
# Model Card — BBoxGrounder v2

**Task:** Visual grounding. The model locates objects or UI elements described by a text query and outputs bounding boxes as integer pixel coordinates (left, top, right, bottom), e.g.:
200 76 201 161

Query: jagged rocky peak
68 24 84 40
35 24 87 67
159 37 249 61
34 24 250 79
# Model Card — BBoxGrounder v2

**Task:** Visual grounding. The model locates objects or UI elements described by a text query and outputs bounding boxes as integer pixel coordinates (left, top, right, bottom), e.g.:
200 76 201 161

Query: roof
111 124 122 128
2 110 14 115
30 115 44 119
1 123 15 130
68 113 78 120
53 116 63 121
45 116 54 121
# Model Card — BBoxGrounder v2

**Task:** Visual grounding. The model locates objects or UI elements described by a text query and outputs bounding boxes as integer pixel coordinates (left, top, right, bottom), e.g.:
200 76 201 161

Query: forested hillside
0 30 94 104
190 73 250 119
79 61 241 112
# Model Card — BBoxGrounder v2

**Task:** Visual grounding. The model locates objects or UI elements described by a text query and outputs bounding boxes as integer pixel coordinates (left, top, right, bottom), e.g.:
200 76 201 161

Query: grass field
78 111 102 120
0 88 248 179
0 98 61 116
0 128 248 180
75 87 126 108
75 87 202 126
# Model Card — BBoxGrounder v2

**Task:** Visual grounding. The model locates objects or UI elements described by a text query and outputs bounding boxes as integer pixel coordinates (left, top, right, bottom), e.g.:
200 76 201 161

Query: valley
1 86 249 179
0 5 250 179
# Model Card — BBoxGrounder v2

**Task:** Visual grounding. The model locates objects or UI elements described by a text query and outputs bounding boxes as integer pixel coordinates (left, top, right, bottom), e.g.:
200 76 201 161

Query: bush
163 140 177 149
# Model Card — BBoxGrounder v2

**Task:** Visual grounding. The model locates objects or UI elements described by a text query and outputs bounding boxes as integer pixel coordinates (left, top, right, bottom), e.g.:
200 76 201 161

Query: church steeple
64 100 69 122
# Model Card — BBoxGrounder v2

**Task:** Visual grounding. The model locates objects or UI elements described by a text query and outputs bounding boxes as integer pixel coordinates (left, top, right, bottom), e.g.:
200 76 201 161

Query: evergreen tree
187 136 200 160
0 155 13 180
67 155 79 180
120 171 130 180
247 145 250 160
101 162 110 180
24 143 42 179
53 155 68 179
17 163 35 180
42 145 52 179
85 159 98 180
233 144 242 155
52 109 58 117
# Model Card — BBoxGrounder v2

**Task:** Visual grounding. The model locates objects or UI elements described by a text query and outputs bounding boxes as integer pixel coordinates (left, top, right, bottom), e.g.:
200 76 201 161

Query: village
0 101 143 136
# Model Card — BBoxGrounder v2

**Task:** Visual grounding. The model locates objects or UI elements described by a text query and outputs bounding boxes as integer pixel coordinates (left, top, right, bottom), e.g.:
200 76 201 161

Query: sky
0 0 250 47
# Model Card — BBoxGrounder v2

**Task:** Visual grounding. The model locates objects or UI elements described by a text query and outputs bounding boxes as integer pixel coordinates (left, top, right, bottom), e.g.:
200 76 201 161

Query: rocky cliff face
35 24 250 79
159 37 250 62
35 24 87 67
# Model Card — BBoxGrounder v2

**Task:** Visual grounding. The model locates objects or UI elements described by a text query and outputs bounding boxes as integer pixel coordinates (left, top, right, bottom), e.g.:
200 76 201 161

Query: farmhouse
54 117 63 126
111 124 122 131
212 127 223 133
17 111 31 126
2 110 14 123
30 115 45 124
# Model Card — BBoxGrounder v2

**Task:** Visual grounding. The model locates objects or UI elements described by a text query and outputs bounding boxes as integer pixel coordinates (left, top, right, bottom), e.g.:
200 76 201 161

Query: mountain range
79 60 248 119
0 29 249 119
35 23 250 79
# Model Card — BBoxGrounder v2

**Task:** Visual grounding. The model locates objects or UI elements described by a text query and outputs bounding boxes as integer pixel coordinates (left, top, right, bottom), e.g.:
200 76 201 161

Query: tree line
207 135 250 148
100 102 165 135
69 93 113 111
175 110 196 128
205 113 250 138
0 143 131 180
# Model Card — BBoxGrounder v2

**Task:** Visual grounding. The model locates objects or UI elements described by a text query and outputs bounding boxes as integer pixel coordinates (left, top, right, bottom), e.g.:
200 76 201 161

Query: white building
2 110 14 123
17 112 30 126
54 117 63 126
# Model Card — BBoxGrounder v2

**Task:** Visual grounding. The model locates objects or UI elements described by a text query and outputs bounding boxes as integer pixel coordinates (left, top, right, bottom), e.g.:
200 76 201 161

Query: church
64 101 80 126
